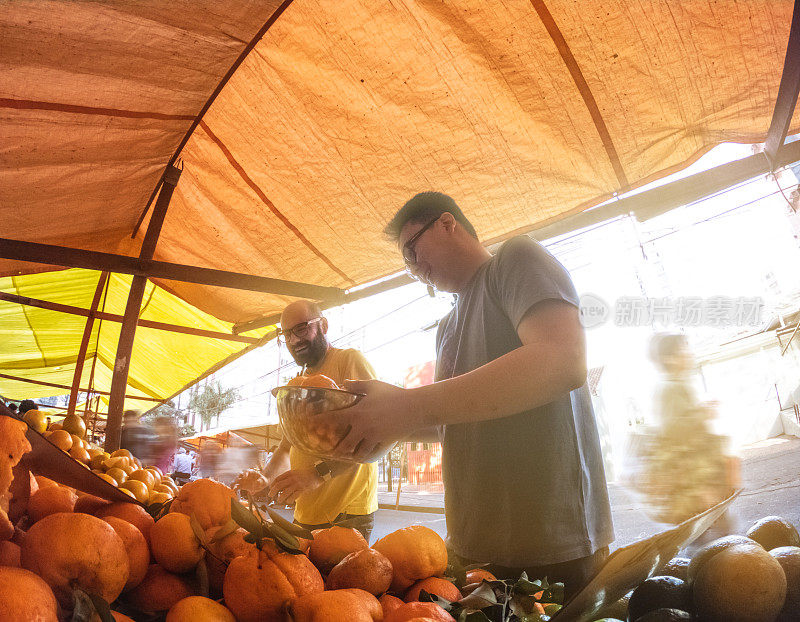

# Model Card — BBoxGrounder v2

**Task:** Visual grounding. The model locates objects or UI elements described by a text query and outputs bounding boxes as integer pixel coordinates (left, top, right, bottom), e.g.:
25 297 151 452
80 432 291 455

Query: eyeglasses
402 217 439 266
277 317 323 341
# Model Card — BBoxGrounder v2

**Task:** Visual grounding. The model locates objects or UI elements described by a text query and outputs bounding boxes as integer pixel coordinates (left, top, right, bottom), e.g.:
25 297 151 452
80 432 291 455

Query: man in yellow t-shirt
237 300 378 540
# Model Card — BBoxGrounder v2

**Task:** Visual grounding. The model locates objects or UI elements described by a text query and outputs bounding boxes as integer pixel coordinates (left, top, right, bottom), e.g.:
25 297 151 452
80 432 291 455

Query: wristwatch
314 461 333 481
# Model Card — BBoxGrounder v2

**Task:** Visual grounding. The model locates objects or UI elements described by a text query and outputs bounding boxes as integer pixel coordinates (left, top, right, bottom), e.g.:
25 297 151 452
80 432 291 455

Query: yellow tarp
0 269 272 410
1 1 798 325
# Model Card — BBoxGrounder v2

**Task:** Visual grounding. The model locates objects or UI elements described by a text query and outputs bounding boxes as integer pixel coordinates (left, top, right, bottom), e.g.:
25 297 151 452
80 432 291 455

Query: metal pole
105 165 182 451
66 272 109 417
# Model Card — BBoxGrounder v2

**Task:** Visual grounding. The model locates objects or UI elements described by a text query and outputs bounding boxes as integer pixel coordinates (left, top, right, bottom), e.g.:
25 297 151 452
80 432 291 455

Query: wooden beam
0 372 162 402
106 165 180 451
531 139 800 242
0 291 260 344
66 272 108 417
765 0 800 164
0 239 345 302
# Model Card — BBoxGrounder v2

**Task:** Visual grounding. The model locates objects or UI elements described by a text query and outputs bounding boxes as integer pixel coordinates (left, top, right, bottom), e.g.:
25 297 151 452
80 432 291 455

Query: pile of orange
0 469 464 621
21 410 180 507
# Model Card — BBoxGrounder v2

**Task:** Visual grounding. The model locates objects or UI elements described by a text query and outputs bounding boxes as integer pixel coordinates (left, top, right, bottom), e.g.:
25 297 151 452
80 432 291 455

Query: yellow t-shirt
290 347 379 524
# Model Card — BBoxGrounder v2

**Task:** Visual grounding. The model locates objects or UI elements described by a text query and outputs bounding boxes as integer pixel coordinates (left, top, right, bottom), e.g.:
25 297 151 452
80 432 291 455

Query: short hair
7 403 18 413
649 333 688 368
385 192 478 240
18 399 37 414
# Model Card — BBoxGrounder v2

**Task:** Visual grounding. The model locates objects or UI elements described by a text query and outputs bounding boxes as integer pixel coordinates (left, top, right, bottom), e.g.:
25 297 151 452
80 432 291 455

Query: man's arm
319 299 586 460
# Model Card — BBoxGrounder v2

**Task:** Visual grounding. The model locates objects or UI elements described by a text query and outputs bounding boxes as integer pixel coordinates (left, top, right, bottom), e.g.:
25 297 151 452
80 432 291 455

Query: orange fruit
385 601 456 622
47 429 73 452
22 409 47 433
111 448 132 459
118 488 136 499
170 478 235 530
145 467 163 484
127 564 197 613
291 588 382 621
70 433 85 449
90 452 110 470
74 494 110 515
150 512 203 573
69 444 91 464
373 526 448 592
693 543 787 622
103 456 126 470
20 512 129 608
0 566 58 621
129 468 156 489
308 525 369 575
61 414 87 439
153 483 175 496
7 468 38 525
205 525 254 595
105 467 128 485
149 491 172 506
120 463 136 476
149 465 164 476
97 472 119 486
223 541 324 622
302 373 340 389
327 547 393 596
166 596 236 622
465 568 497 583
380 593 405 618
48 422 63 431
103 516 150 591
119 479 149 503
0 540 21 567
34 475 58 489
405 577 462 603
94 502 155 545
27 486 77 523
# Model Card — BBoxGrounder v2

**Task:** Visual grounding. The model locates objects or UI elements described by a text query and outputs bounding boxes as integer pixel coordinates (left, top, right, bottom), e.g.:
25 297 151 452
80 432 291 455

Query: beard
288 329 328 367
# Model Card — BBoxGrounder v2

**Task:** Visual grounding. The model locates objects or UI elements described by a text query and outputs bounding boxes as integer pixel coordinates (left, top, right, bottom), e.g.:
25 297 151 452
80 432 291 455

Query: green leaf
265 506 314 539
71 587 114 622
210 519 239 543
86 592 114 622
231 498 264 536
543 603 561 615
455 582 497 610
196 557 210 598
460 611 493 622
446 550 468 588
71 588 95 622
189 512 208 546
266 523 303 554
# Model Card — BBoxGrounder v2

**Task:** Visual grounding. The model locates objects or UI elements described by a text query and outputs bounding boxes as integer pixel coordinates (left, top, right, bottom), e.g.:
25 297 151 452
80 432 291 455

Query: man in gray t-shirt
315 192 613 593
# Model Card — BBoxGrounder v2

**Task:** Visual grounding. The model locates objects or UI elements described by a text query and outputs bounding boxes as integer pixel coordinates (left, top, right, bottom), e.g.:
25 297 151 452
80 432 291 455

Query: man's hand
310 379 422 462
268 468 324 505
233 469 269 494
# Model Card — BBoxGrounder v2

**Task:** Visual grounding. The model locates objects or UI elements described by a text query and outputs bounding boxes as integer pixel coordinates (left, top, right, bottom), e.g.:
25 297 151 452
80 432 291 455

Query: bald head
280 300 323 327
280 300 329 367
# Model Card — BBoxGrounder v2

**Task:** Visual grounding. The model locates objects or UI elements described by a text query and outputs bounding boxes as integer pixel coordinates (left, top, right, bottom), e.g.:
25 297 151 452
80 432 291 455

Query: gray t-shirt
435 235 614 567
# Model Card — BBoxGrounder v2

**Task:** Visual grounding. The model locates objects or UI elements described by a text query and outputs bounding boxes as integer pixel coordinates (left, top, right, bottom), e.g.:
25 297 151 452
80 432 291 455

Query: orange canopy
2 0 797 327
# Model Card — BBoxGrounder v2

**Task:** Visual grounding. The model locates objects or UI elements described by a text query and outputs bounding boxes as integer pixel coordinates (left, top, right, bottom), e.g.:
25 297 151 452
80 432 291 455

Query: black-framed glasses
276 317 323 341
402 217 439 265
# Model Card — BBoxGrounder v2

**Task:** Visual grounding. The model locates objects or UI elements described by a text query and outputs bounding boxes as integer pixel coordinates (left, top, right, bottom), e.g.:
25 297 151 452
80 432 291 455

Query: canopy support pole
765 0 800 166
105 165 181 451
66 272 108 418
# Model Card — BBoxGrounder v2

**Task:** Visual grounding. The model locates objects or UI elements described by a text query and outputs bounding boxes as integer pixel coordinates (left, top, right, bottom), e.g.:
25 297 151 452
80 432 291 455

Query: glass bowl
271 385 386 462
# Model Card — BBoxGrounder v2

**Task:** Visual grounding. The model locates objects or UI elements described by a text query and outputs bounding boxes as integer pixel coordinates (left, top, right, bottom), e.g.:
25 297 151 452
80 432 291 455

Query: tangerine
404 576 462 603
0 566 58 622
373 526 448 592
27 485 77 523
94 502 155 545
327 547 393 596
103 516 150 591
308 525 369 575
291 588 382 621
150 512 203 573
22 409 47 434
127 564 196 613
166 596 236 622
170 478 235 530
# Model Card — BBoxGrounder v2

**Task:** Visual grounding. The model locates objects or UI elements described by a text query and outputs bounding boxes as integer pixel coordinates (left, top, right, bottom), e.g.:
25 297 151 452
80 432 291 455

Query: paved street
368 435 800 547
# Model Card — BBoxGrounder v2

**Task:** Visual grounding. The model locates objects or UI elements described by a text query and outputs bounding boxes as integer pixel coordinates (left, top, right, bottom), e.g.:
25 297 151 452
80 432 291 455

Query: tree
142 401 196 437
188 381 240 431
